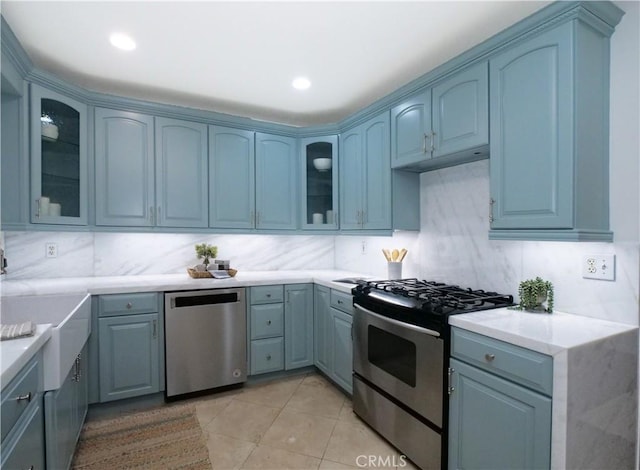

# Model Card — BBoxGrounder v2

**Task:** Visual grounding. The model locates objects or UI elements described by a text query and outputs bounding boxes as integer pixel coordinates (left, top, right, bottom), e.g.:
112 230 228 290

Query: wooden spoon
382 249 392 261
391 249 399 261
398 248 408 262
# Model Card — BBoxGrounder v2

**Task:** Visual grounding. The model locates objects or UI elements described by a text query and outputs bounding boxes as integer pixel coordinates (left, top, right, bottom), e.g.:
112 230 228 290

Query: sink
1 293 91 390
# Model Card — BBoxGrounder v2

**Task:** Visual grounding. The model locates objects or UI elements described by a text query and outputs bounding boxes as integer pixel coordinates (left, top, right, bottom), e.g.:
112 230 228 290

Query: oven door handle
354 303 441 338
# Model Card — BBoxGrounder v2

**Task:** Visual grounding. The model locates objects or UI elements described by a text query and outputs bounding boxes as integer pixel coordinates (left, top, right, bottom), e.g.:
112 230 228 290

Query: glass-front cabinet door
301 135 338 230
30 84 87 225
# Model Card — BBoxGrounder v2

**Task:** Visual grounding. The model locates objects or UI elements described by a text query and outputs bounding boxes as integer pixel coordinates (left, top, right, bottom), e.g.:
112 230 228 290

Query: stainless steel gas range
352 279 513 470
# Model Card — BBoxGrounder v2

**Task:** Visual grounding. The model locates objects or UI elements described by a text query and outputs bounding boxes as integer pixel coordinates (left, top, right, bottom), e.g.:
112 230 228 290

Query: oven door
353 303 444 427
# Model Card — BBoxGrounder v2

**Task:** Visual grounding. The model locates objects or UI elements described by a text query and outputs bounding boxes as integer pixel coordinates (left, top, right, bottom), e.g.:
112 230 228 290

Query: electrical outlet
582 254 615 281
46 243 58 258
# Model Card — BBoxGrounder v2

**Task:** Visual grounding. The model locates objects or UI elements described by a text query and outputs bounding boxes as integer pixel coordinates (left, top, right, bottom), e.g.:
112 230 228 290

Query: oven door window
368 325 416 387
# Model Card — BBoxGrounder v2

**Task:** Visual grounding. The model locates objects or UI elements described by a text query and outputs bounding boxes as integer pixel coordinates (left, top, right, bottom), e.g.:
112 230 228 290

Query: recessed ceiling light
292 77 311 90
109 32 136 51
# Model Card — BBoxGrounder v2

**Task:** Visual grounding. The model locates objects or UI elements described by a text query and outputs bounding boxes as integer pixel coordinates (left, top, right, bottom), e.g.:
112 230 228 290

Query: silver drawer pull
485 353 496 362
16 392 32 403
337 300 343 304
267 320 271 325
266 354 272 360
266 294 271 298
126 302 133 309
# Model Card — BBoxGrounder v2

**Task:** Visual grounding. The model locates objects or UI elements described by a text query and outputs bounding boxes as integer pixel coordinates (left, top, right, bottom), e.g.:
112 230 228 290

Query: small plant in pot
514 277 554 313
195 243 218 271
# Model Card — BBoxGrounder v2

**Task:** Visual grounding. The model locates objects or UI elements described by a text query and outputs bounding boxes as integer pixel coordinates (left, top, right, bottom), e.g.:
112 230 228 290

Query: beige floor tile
323 420 400 469
337 401 364 426
204 433 256 469
206 399 280 443
285 380 345 419
260 409 337 458
235 376 303 408
319 459 360 469
301 373 334 388
241 444 321 469
195 394 234 428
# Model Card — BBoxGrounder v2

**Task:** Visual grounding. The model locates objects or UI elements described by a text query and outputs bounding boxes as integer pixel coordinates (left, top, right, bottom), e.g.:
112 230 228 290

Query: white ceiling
2 1 549 127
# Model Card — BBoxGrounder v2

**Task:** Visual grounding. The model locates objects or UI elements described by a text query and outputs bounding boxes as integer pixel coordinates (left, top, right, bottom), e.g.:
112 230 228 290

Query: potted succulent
195 243 218 271
514 277 554 313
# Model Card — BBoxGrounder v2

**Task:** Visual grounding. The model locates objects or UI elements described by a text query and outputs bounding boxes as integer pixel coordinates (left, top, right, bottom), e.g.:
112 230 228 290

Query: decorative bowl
313 158 332 171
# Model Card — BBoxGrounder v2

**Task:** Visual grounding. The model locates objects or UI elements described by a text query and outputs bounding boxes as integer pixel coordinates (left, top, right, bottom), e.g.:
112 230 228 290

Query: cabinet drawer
1 355 41 443
98 292 159 317
330 290 353 315
451 328 553 396
0 400 45 470
251 304 284 339
251 337 284 374
251 285 284 304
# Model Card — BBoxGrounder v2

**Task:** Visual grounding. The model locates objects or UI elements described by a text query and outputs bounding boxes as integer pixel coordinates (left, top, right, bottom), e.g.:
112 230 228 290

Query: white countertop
1 324 52 389
449 307 638 355
0 270 370 297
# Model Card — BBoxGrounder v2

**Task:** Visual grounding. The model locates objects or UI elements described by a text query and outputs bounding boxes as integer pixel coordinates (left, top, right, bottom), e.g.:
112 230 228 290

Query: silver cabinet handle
266 293 271 298
153 319 157 339
157 206 161 224
337 300 343 305
35 199 40 218
485 353 496 362
489 198 495 224
256 211 261 227
267 320 272 325
423 133 428 153
16 392 32 402
149 206 154 224
266 354 272 360
447 367 455 395
126 302 133 309
430 131 436 152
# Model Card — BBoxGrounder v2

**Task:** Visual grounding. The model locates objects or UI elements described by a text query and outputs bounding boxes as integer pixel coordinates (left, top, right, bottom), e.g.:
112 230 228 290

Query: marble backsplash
2 232 335 279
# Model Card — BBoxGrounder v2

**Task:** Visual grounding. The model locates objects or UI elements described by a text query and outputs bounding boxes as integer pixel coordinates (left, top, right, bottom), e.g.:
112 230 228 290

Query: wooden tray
187 268 237 279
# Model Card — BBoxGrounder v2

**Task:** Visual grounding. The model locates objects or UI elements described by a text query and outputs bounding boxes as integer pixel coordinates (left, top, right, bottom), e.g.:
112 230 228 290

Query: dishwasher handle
168 289 244 309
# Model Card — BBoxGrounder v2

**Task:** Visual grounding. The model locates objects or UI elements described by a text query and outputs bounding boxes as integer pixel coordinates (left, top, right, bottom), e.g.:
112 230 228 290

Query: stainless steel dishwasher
165 288 246 398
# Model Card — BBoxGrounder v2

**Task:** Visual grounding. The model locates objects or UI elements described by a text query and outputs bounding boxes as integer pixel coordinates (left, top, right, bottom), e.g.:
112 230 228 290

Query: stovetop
352 278 513 333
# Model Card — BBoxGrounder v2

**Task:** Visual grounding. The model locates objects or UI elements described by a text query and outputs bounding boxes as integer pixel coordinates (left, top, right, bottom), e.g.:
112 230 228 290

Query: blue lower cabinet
44 343 88 470
331 308 353 394
313 285 332 376
448 358 551 470
251 337 285 374
284 284 314 370
98 313 160 402
1 400 45 470
1 352 45 470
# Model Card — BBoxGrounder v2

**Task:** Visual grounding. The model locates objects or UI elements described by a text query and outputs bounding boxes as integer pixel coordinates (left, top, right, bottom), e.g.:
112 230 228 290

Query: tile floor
189 372 419 469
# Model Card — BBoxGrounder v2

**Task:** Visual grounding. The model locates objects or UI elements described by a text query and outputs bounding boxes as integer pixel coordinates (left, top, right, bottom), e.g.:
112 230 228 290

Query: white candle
312 213 323 224
49 203 61 217
39 197 50 216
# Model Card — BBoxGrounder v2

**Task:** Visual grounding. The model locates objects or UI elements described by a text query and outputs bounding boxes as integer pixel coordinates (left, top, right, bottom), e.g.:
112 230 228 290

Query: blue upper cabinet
96 111 208 227
489 20 614 241
95 108 155 227
255 133 298 230
155 118 208 228
301 136 339 230
30 84 88 225
339 112 392 230
391 62 488 172
209 126 255 229
390 90 431 168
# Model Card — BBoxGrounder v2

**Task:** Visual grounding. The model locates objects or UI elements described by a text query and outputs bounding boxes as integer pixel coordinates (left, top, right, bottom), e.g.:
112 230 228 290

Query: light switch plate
582 254 615 281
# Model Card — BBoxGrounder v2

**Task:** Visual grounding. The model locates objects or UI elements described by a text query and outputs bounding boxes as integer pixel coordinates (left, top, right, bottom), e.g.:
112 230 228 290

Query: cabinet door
362 112 391 230
448 359 551 470
489 25 573 230
313 285 332 376
155 117 208 228
301 135 339 229
432 61 488 158
331 308 353 394
95 108 155 226
98 313 159 402
30 84 88 225
339 128 363 229
284 284 314 370
390 90 431 168
209 126 255 229
44 365 76 470
255 133 297 229
2 401 45 470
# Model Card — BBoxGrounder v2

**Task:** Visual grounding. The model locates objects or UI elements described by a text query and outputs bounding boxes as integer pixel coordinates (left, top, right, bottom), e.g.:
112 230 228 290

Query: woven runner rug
71 404 211 469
